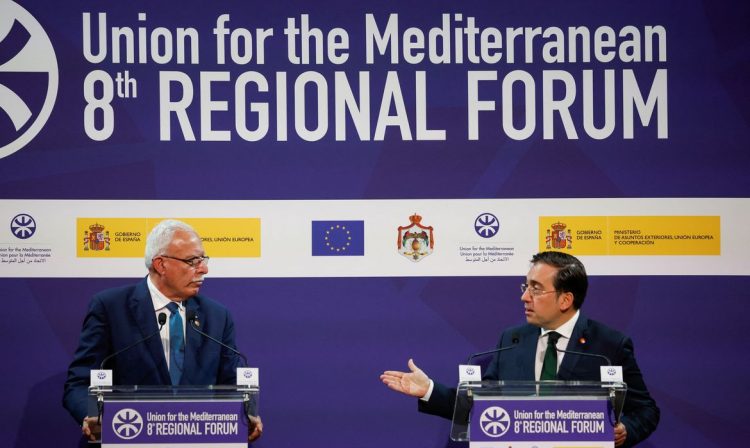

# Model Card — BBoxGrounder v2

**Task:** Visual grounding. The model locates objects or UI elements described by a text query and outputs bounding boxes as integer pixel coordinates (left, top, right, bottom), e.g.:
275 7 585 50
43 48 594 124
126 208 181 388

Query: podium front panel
100 399 247 447
89 386 258 447
469 396 614 448
450 381 624 444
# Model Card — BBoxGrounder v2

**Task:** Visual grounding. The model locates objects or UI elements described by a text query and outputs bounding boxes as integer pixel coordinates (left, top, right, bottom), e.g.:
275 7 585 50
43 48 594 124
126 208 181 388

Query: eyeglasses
159 255 210 268
520 283 557 298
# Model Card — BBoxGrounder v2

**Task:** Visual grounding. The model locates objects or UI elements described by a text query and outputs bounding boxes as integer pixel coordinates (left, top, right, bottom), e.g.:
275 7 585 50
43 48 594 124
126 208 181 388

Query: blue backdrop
1 0 749 447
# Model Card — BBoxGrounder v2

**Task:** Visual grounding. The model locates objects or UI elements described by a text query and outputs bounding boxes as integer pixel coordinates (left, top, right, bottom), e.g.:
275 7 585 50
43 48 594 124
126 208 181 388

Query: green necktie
540 331 561 381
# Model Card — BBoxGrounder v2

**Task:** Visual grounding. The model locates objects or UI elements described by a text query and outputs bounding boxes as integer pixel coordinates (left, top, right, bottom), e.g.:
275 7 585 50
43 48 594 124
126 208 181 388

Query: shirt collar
540 310 580 340
147 275 182 312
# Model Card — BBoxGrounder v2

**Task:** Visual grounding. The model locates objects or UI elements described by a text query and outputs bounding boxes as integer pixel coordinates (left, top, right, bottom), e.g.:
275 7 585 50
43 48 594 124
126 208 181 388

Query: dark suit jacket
419 314 659 447
63 278 241 424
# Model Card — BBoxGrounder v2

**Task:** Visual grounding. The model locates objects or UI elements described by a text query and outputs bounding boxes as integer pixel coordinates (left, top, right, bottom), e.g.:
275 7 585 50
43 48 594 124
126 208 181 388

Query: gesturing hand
380 358 431 398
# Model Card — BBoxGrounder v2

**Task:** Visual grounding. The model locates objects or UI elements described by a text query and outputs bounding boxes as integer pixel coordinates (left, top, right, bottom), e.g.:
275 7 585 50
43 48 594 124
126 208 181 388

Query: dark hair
530 251 588 309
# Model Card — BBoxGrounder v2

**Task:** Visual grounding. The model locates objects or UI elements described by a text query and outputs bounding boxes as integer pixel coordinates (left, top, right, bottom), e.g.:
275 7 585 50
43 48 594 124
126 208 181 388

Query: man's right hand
82 416 101 441
380 358 430 398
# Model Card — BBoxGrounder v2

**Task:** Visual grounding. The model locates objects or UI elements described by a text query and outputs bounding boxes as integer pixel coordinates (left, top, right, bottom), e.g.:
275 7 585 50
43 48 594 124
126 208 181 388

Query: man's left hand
248 415 263 442
82 416 101 441
614 422 627 447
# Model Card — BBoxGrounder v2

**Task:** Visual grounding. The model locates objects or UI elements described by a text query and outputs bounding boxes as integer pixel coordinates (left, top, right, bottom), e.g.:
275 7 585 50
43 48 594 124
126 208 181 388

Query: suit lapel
182 296 203 385
558 314 588 380
128 278 171 385
518 325 538 380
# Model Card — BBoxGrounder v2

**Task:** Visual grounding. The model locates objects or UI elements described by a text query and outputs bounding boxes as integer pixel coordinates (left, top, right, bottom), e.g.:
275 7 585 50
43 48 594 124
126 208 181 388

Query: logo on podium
112 408 144 440
479 406 511 437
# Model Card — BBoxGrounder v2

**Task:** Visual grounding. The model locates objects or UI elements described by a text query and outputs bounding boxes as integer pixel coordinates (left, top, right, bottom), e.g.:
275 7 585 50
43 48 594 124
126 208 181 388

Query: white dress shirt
147 276 186 370
534 310 580 380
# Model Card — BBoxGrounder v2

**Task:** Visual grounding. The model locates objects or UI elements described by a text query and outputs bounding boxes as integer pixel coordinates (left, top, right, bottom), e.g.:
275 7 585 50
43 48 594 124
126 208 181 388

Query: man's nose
520 289 531 302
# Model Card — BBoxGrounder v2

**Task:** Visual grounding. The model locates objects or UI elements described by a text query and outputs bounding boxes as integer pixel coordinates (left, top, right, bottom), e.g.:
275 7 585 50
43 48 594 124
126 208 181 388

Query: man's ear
151 258 165 276
558 292 574 312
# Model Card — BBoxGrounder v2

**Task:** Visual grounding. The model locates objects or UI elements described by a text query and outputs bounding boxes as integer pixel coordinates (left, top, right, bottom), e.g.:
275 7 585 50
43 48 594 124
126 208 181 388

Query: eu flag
312 221 365 256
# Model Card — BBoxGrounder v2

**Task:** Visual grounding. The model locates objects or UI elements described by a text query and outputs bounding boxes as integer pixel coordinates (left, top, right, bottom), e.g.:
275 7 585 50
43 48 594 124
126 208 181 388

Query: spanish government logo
397 213 434 262
474 213 499 238
112 408 144 440
545 221 573 250
479 406 511 438
0 0 59 159
10 213 35 239
83 223 111 251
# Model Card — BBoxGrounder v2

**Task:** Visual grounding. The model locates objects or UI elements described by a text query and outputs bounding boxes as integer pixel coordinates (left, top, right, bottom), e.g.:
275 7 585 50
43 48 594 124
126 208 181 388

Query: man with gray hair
63 219 262 442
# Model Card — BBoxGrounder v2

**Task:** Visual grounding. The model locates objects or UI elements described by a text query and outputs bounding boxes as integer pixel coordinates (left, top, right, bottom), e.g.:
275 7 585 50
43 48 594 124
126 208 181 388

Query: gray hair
144 219 198 269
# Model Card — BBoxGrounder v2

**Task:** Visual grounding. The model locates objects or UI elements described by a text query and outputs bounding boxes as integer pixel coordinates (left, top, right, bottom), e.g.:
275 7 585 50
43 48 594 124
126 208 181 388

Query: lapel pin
579 337 586 344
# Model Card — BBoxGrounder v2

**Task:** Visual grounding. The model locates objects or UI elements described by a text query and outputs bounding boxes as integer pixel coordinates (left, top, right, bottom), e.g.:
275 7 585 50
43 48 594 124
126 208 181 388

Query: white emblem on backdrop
0 0 59 159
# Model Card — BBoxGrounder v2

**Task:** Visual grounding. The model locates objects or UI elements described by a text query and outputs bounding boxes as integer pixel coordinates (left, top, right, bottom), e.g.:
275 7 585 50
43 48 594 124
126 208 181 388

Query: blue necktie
167 302 184 385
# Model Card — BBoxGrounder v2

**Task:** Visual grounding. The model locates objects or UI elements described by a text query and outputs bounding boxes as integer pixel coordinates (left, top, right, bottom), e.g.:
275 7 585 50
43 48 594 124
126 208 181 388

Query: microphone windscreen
158 312 167 326
186 310 197 323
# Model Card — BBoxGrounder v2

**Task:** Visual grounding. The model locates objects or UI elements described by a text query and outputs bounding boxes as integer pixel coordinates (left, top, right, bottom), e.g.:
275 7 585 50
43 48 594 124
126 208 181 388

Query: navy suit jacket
63 278 241 423
419 315 659 447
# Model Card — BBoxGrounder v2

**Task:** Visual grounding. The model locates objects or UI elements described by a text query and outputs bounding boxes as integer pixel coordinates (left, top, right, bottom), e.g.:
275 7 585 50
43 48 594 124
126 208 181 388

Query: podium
89 385 259 447
450 381 626 447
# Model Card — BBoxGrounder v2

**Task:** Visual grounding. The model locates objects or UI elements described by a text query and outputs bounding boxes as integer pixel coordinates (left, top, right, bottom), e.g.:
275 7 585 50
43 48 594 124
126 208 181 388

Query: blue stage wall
0 1 749 447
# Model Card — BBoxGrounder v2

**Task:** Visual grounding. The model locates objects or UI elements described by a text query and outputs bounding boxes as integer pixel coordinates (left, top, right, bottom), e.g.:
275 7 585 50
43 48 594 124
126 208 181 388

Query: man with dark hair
530 251 588 309
381 251 659 447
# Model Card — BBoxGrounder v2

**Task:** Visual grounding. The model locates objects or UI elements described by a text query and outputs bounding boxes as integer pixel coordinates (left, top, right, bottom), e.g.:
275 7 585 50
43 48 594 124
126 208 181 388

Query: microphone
465 333 520 364
553 335 625 424
553 332 612 366
186 310 248 367
100 313 167 369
